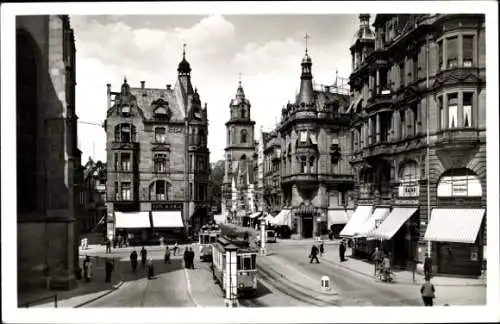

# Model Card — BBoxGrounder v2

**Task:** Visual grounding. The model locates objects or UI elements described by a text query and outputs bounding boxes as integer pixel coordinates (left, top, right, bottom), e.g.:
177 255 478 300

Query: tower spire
304 32 310 54
238 72 242 87
183 43 187 59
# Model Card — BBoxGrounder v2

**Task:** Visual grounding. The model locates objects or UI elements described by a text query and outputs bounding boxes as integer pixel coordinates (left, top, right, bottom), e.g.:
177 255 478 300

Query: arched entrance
295 203 320 239
17 31 39 213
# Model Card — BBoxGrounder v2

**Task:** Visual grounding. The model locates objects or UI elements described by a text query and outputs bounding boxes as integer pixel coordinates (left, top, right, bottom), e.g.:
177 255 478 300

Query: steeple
177 43 193 95
298 33 314 106
121 77 130 95
236 73 245 101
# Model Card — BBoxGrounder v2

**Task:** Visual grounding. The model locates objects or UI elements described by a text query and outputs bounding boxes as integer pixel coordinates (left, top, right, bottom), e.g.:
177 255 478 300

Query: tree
208 160 225 213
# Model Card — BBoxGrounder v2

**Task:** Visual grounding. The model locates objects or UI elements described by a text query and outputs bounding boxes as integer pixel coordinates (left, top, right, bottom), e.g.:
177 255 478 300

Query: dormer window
299 131 308 144
155 107 167 115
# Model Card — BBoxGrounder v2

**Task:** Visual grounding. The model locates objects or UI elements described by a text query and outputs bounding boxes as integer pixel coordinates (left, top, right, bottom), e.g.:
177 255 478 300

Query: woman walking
83 256 92 282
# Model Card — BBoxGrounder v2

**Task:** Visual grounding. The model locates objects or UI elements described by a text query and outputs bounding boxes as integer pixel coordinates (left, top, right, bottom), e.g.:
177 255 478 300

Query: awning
115 212 151 229
152 211 184 228
271 209 291 226
424 208 485 244
339 206 373 237
249 212 262 219
370 208 418 240
355 208 391 238
264 214 275 223
328 210 349 226
310 134 318 145
213 214 226 225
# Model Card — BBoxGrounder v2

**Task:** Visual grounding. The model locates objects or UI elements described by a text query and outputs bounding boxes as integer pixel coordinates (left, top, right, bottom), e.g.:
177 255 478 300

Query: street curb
321 258 486 287
73 280 124 308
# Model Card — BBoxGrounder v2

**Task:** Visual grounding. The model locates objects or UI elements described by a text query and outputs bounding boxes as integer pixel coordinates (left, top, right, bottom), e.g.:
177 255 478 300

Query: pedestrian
173 242 179 256
105 258 114 283
113 237 117 249
164 246 171 264
147 257 155 280
184 246 190 268
339 240 346 262
130 250 138 272
309 244 320 264
83 256 92 282
371 247 382 276
188 247 195 269
319 242 325 257
118 235 122 248
106 239 111 254
424 255 433 281
381 254 391 282
420 278 435 306
140 246 147 268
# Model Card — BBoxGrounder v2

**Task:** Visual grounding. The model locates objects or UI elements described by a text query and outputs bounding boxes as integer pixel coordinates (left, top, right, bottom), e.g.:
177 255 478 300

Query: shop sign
398 182 419 197
152 202 183 210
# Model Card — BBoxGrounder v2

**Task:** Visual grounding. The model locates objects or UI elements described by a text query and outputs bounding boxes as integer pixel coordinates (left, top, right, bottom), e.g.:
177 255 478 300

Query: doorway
302 216 313 238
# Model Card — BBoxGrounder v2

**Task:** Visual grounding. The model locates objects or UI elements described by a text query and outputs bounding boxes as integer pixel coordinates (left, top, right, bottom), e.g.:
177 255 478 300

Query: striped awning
115 212 151 229
370 208 418 240
328 210 349 226
355 208 391 238
424 209 485 244
339 206 373 237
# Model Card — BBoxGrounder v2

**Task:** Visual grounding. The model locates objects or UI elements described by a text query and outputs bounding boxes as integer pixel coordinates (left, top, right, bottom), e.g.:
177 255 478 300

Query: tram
211 234 258 297
198 224 221 262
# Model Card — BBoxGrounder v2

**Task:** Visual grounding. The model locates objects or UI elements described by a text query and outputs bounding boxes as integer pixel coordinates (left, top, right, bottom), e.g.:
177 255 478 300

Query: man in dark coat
188 247 195 269
164 246 171 264
105 258 114 283
140 247 147 268
424 256 433 281
309 244 320 263
420 278 435 306
339 241 347 262
371 247 383 275
105 239 111 254
130 250 138 272
184 246 190 268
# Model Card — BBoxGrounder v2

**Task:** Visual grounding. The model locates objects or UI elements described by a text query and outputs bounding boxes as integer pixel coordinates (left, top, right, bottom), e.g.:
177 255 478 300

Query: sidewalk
18 255 124 308
320 247 486 287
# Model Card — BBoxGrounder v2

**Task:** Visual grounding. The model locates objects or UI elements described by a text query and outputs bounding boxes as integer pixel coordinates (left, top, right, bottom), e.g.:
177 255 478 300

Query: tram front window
237 255 255 270
209 236 216 243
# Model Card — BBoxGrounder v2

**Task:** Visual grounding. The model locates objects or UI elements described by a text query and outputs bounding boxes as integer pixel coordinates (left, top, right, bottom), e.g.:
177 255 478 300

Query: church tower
222 79 256 222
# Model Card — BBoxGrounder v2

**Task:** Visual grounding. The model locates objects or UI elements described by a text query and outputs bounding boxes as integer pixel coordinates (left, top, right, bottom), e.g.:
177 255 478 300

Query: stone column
376 70 380 94
368 118 373 145
443 94 449 128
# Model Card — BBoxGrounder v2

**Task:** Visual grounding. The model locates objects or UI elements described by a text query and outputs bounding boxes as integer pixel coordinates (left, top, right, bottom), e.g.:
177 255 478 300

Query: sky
72 14 363 163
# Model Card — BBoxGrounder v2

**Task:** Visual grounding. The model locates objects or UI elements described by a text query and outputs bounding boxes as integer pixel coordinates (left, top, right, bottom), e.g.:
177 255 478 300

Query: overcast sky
72 14 363 163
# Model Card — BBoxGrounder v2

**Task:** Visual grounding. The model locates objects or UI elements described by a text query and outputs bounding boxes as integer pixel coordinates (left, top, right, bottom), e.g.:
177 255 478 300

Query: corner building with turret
266 48 356 239
104 51 210 241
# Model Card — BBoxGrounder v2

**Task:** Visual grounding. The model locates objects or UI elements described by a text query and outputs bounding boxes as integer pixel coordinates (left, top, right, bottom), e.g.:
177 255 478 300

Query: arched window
154 153 168 173
155 106 167 115
240 129 248 144
155 127 166 143
149 180 169 201
359 168 374 198
309 156 315 173
437 168 482 197
115 123 136 143
198 129 205 146
240 108 246 118
398 161 420 197
300 156 307 173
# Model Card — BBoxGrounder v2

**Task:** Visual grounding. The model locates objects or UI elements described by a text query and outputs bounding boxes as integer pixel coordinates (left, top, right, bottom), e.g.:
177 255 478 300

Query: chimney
325 85 331 92
166 84 172 90
140 81 145 89
106 83 111 110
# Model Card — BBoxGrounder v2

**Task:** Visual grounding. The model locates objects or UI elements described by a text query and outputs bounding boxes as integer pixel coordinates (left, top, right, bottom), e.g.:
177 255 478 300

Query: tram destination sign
152 202 183 211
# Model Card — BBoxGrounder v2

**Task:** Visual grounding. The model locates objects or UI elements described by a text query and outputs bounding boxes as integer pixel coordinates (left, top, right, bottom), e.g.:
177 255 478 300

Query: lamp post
260 218 267 256
224 243 238 307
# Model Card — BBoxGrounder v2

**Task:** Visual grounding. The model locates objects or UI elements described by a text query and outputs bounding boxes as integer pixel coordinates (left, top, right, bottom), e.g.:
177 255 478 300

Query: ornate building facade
16 15 82 291
261 48 355 239
104 50 210 240
221 81 258 224
345 14 486 276
80 158 107 235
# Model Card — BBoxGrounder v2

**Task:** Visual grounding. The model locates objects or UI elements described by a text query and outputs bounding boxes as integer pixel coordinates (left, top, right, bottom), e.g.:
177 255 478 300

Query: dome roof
177 57 191 74
352 14 375 46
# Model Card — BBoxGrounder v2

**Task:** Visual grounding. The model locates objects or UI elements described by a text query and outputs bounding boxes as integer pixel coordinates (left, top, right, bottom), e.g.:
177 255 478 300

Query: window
240 109 246 118
121 104 130 114
155 107 167 115
439 96 445 130
463 92 473 127
299 131 308 143
463 35 473 67
300 156 307 173
154 154 168 173
121 182 131 200
120 153 131 171
309 157 315 173
437 169 482 197
155 127 166 143
149 180 168 200
446 36 458 69
114 181 119 199
340 191 348 206
198 129 206 146
379 68 388 92
115 124 135 143
448 93 458 129
438 40 443 70
189 183 193 200
400 110 406 139
240 130 247 143
399 61 405 88
114 152 119 170
410 103 418 137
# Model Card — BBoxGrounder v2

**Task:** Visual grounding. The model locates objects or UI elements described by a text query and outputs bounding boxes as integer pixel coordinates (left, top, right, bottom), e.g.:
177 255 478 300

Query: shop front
327 209 351 239
114 211 152 245
151 202 185 243
292 204 324 239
